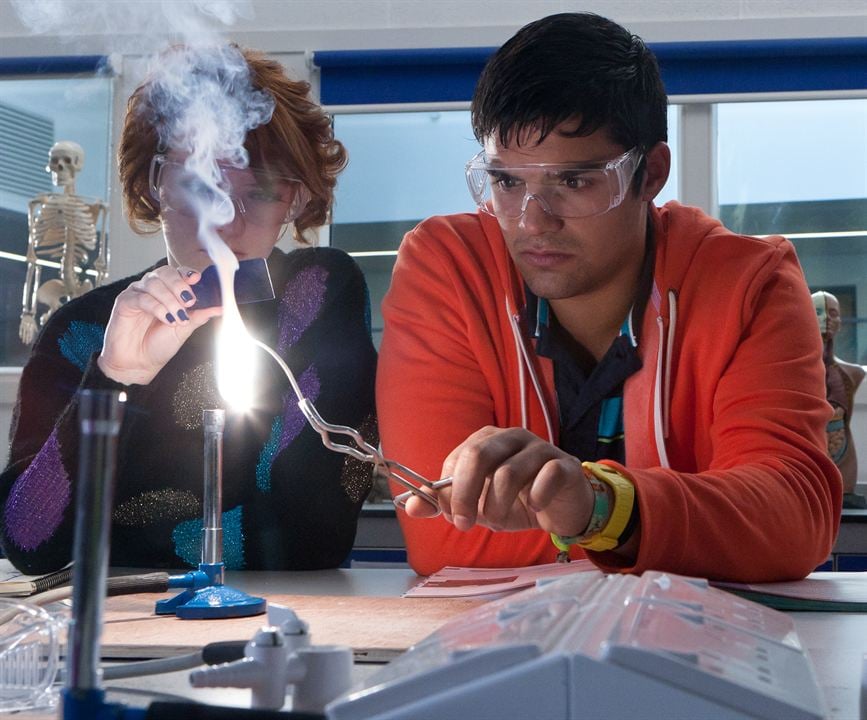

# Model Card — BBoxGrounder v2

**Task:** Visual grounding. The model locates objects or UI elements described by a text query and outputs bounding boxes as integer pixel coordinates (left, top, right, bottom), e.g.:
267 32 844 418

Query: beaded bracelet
551 468 611 562
551 462 635 557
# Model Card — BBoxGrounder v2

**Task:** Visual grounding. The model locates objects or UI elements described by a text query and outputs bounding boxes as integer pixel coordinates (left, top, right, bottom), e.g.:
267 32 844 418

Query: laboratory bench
5 503 867 718
10 567 867 719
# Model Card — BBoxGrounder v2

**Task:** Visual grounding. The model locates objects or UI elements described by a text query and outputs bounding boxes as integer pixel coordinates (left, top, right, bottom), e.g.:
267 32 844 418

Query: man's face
483 125 651 302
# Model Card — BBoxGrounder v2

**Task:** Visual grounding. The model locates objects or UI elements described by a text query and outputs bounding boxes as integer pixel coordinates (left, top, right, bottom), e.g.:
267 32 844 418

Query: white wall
1 0 866 469
2 0 865 50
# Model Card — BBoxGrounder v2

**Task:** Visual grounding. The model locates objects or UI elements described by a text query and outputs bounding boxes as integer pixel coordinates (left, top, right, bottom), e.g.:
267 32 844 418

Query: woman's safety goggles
465 147 643 220
149 155 311 227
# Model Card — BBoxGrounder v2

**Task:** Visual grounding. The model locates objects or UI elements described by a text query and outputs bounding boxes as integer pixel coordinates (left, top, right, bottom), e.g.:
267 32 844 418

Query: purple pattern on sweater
280 366 320 452
4 430 71 551
277 266 329 354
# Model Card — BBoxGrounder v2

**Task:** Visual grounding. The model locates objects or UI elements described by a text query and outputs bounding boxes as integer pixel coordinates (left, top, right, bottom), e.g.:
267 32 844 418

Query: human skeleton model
812 290 867 508
19 141 109 344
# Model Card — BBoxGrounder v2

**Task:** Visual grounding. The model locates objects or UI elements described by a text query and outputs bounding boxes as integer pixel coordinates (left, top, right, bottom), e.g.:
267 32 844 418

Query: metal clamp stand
62 389 143 720
156 409 266 619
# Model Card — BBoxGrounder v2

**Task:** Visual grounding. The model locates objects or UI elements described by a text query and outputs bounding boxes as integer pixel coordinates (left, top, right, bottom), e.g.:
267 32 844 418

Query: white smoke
11 0 271 276
140 43 275 409
134 31 275 411
148 46 272 173
10 0 267 249
10 0 253 52
11 0 272 408
144 43 275 236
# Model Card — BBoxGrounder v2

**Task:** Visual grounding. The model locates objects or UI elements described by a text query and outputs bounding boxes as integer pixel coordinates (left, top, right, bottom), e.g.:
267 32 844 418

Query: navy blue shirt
525 291 640 464
524 235 654 464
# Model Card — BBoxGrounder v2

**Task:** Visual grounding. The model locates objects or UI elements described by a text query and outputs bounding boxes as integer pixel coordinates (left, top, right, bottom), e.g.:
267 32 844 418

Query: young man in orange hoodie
376 12 841 582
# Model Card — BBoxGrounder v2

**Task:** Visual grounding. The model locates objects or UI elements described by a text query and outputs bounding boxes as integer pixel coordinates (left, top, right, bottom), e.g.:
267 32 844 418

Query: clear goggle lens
465 147 642 219
149 156 311 227
0 599 64 713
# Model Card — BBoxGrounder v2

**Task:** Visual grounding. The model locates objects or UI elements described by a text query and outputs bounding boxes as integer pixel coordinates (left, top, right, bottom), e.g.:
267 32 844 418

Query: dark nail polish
178 309 189 321
185 270 195 278
181 290 194 303
165 312 176 323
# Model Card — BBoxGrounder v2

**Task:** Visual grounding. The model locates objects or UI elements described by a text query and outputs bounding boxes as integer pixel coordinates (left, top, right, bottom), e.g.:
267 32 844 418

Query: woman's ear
640 142 671 202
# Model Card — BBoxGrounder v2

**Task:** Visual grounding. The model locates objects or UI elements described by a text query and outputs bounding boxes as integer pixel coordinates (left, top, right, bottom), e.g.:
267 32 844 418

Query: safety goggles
148 155 311 227
465 147 643 220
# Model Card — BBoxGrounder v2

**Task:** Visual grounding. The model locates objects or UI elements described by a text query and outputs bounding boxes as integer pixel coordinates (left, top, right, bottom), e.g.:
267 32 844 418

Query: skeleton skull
46 141 85 188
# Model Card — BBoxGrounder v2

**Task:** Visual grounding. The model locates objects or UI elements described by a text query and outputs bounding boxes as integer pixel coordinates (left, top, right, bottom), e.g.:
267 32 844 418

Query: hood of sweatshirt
475 200 798 469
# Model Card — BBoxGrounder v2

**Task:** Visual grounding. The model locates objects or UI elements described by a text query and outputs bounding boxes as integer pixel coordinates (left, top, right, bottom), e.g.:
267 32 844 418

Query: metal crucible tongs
297 399 453 515
252 338 453 515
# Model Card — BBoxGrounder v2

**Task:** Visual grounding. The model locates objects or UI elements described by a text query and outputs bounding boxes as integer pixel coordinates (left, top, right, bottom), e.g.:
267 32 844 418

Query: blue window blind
0 56 109 76
314 38 867 105
314 47 491 105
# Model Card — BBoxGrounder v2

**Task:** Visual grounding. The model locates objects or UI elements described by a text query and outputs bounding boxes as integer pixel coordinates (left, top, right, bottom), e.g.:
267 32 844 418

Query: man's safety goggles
149 155 311 227
465 147 643 220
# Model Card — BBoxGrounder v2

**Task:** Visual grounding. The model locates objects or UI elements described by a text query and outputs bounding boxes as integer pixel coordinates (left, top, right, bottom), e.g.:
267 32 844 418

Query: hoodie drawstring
654 290 677 469
506 298 554 443
507 289 675 469
664 289 677 441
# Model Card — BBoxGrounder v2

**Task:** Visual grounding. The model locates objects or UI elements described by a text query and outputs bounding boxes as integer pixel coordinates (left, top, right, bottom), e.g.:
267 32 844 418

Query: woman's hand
404 426 594 538
97 266 221 385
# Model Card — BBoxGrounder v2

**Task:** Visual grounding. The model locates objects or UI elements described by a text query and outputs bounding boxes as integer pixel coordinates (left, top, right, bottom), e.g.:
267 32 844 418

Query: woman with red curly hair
1 46 377 574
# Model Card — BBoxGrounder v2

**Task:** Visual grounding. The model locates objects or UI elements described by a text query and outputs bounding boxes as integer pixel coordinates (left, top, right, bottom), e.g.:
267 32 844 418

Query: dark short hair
472 12 667 169
119 45 346 244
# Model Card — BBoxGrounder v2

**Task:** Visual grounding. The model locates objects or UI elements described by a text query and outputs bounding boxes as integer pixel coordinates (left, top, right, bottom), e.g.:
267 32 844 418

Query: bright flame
206 224 257 411
216 314 257 411
210 231 260 412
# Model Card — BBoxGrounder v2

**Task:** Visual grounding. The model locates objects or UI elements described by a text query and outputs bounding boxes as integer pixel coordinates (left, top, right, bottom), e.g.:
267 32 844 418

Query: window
330 109 476 346
0 73 113 367
717 98 867 363
331 107 680 346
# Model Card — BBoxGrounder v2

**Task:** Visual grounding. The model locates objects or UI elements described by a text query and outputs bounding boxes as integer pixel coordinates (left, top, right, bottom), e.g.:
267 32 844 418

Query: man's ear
640 142 671 202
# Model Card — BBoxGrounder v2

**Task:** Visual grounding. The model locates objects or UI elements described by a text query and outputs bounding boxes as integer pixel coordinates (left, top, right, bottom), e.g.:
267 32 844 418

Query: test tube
66 389 125 694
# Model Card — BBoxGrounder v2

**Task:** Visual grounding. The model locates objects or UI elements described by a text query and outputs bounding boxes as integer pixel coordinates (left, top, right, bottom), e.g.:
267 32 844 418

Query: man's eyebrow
484 165 597 178
484 158 611 169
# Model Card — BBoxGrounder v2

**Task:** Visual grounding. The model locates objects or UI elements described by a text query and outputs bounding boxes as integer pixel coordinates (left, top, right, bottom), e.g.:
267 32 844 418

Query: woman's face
152 153 309 270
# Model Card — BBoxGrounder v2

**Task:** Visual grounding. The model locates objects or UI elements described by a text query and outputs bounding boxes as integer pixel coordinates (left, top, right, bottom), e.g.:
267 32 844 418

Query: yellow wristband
577 462 635 552
551 472 610 554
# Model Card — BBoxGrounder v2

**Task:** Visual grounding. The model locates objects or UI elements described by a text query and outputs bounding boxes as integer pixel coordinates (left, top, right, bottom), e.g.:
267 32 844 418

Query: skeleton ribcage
33 198 98 266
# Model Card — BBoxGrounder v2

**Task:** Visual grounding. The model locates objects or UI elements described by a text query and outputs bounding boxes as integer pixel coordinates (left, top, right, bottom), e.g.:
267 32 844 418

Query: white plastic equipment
189 603 352 713
326 570 827 720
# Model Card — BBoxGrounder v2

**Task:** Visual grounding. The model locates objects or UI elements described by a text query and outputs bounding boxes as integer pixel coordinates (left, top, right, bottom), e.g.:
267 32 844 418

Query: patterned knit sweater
1 246 377 574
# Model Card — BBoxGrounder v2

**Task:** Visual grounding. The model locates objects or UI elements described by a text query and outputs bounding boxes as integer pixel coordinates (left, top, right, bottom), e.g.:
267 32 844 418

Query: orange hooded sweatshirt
377 202 842 582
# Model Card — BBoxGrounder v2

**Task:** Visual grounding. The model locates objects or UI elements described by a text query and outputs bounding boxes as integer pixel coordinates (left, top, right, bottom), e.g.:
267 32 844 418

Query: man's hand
98 266 221 385
405 426 595 538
